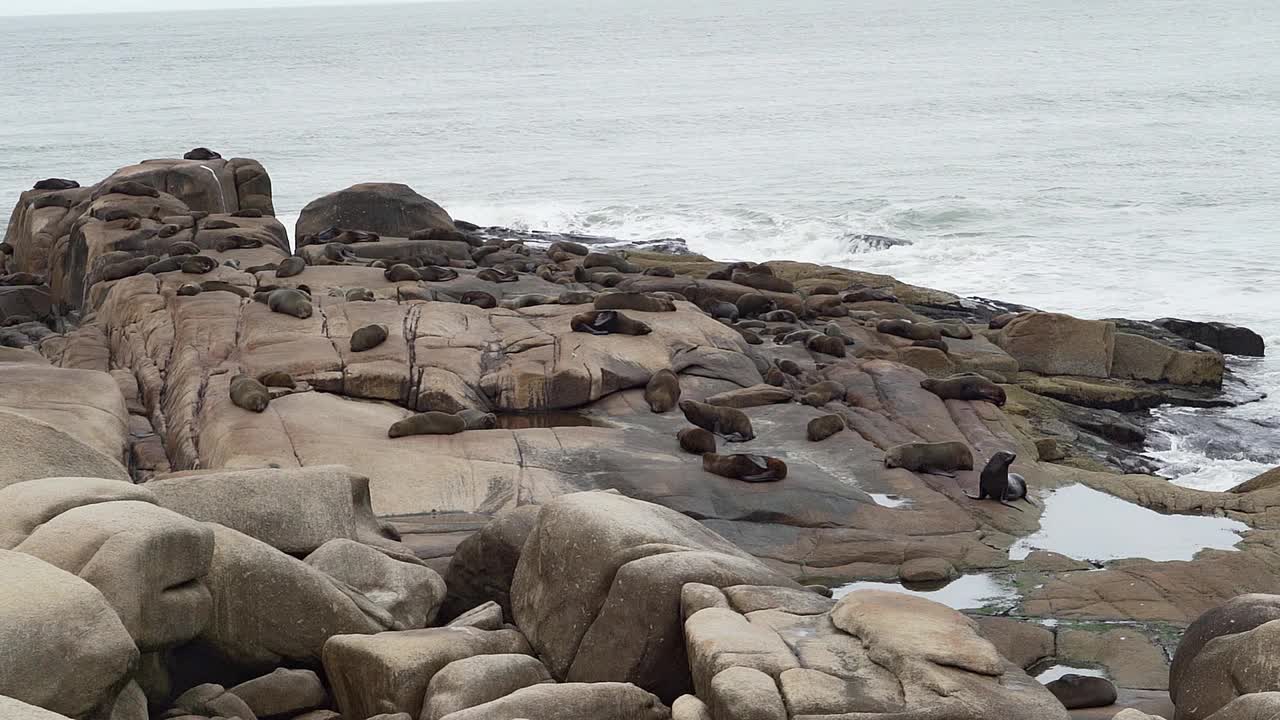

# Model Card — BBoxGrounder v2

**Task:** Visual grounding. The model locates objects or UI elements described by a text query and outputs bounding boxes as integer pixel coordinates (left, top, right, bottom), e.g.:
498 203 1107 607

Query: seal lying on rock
964 450 1036 511
884 441 974 475
457 408 498 430
276 257 306 278
503 294 559 310
230 375 270 413
388 412 467 438
257 288 313 319
258 371 296 389
736 293 776 318
570 311 652 336
800 381 845 407
679 400 754 442
176 283 202 296
806 334 846 357
1045 675 1117 710
678 427 717 455
761 309 799 323
477 268 518 283
344 287 375 302
419 266 459 282
703 453 788 482
384 264 421 282
350 324 389 352
460 291 497 309
644 369 681 413
33 178 80 190
595 292 675 313
181 255 218 274
921 374 1006 406
184 147 222 160
807 415 845 442
169 241 199 256
876 319 943 342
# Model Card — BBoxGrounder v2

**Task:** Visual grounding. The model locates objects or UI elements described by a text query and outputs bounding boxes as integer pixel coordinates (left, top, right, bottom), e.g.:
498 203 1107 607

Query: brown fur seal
200 281 250 298
144 257 184 275
457 408 497 430
419 266 459 282
176 283 203 297
557 290 597 305
921 374 1007 406
460 291 497 309
350 324 389 352
231 209 263 218
760 309 799 323
157 223 181 238
731 269 794 294
184 147 222 160
777 359 803 376
679 400 754 442
876 319 942 342
703 453 787 482
807 414 845 442
476 268 518 283
388 411 467 438
344 287 375 302
735 327 763 345
548 240 589 256
808 284 840 295
800 381 845 407
643 266 675 277
101 256 156 282
965 451 1035 511
989 312 1021 329
764 366 789 387
583 252 639 274
804 294 848 318
276 257 306 278
33 178 79 190
229 374 270 413
502 294 558 310
595 292 675 313
169 241 199 256
884 441 974 475
570 311 652 336
180 255 218 274
265 288 313 319
644 369 681 413
702 300 739 322
912 338 950 352
1045 675 1117 710
678 427 717 455
0 272 44 287
257 371 296 389
806 334 846 357
384 263 421 282
842 288 899 304
736 293 777 318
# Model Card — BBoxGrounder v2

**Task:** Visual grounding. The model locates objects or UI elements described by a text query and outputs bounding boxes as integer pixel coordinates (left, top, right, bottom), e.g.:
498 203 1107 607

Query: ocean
2 0 1277 489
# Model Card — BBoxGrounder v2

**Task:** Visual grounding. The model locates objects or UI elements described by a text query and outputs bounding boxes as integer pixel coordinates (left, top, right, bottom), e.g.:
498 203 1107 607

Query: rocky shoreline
2 151 1278 720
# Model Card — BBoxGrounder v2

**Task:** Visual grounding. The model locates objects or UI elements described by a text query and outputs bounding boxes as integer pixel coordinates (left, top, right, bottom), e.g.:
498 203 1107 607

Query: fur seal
595 292 675 313
419 266 459 282
702 301 739 322
180 255 218 274
176 283 203 297
460 291 497 309
804 294 848 318
679 400 754 442
800 381 845 407
244 263 279 274
735 327 763 345
911 338 950 352
921 374 1006 406
276 257 306 278
703 453 787 482
200 280 250 298
807 414 845 442
101 256 157 282
229 374 270 413
157 223 181 238
760 310 799 323
809 284 840 295
989 312 1021 329
457 408 498 430
731 268 794 294
842 288 898 304
736 293 777 318
476 268 518 283
937 323 973 339
1044 675 1117 710
678 427 717 455
213 235 263 252
203 219 238 231
265 288 313 319
231 209 263 218
583 252 639 274
33 178 79 191
384 264 421 282
345 287 375 302
964 451 1035 511
97 180 159 199
570 310 652 336
779 329 822 346
183 147 222 160
324 243 356 263
806 334 846 357
548 240 589 256
257 371 296 389
557 290 596 305
643 266 675 277
884 441 974 474
876 319 942 342
169 241 200 256
144 257 184 275
764 366 789 387
502 294 558 310
0 272 44 287
644 369 681 413
350 324 389 352
777 359 803 376
388 411 467 438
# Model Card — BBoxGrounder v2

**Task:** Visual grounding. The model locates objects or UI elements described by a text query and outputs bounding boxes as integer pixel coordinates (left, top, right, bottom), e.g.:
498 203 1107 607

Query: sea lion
183 147 222 160
823 324 855 344
244 263 278 274
229 374 270 413
33 178 79 191
199 281 251 298
644 369 681 413
176 283 203 297
97 180 159 199
100 256 156 282
504 294 560 310
418 266 459 282
760 310 799 323
276 257 306 278
764 366 789 387
806 334 846 357
324 243 356 263
31 194 72 210
223 259 242 270
678 427 717 455
964 450 1035 511
595 292 675 313
180 255 218 274
921 374 1007 406
257 371 296 389
157 223 181 238
876 319 943 342
702 301 739 322
333 229 379 244
884 441 974 475
809 284 840 296
344 287 375 302
265 288 313 319
807 414 845 442
143 257 184 275
460 291 497 309
777 359 803 376
779 329 822 346
457 409 498 430
804 294 848 318
679 400 754 442
203 219 238 231
169 241 200 256
800 381 845 407
842 288 898 304
388 411 467 438
350 324 389 352
1044 675 1117 710
477 268 518 283
736 293 777 318
95 207 138 223
703 453 787 482
731 269 794 294
548 240 589 256
384 263 421 282
570 310 652 336
583 252 639 274
735 327 763 345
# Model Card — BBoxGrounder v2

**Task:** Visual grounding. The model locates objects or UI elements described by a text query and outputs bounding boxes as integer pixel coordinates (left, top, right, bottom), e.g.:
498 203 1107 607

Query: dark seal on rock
807 414 845 442
702 301 739 322
964 450 1036 511
144 257 184 275
921 374 1007 406
265 288 313 319
476 268 518 283
583 252 639 274
548 240 589 256
200 281 250 298
736 293 777 318
258 371 296 389
595 292 676 313
384 263 421 282
33 178 80 191
350 324 389 352
911 338 950 352
1045 675 1117 710
937 322 973 339
169 241 200 256
460 291 497 309
176 283 202 297
457 408 498 430
806 334 846 357
703 453 787 482
183 147 222 160
884 441 974 474
388 411 467 438
419 266 459 282
276 257 306 278
678 427 717 455
679 400 754 442
180 255 218 274
800 381 845 407
344 287 375 302
644 369 681 413
570 310 652 336
101 256 156 282
229 374 270 413
989 312 1021 330
876 319 943 342
760 309 799 324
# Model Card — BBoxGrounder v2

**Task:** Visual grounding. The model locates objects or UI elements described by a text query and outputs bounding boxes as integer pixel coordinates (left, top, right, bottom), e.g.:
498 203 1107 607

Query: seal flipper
998 500 1024 512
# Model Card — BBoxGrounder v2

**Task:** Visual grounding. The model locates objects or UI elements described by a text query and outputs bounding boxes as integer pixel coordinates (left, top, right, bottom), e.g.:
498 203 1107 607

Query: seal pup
644 369 681 413
807 415 845 442
703 453 787 482
388 411 467 438
679 400 754 442
964 450 1036 510
884 441 974 475
229 375 270 413
921 374 1007 406
678 427 717 455
350 324 389 352
570 310 652 336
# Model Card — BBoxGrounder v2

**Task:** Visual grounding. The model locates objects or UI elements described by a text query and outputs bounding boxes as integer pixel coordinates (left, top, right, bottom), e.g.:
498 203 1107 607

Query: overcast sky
0 0 438 17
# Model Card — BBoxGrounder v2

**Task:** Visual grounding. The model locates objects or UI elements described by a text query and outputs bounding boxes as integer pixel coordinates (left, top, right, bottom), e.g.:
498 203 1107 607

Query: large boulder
1171 594 1280 706
1171 595 1280 720
1204 693 1280 720
436 682 671 720
441 505 540 622
422 654 553 720
305 539 446 629
996 312 1115 378
295 183 454 244
0 696 75 720
0 476 156 550
0 409 129 488
0 549 138 719
226 668 327 719
510 491 800 700
1111 332 1223 387
322 626 531 718
1154 317 1265 357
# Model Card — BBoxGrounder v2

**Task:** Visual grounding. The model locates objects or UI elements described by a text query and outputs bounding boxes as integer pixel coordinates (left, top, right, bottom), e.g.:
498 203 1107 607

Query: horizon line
0 0 462 19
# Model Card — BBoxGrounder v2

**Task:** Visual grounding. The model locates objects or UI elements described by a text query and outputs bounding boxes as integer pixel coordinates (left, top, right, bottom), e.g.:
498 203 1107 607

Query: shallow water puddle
1035 665 1108 683
869 493 911 508
831 573 1017 611
1010 484 1246 563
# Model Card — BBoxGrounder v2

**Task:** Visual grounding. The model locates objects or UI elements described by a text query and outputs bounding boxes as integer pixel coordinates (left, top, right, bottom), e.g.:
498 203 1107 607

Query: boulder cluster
1 151 1277 719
